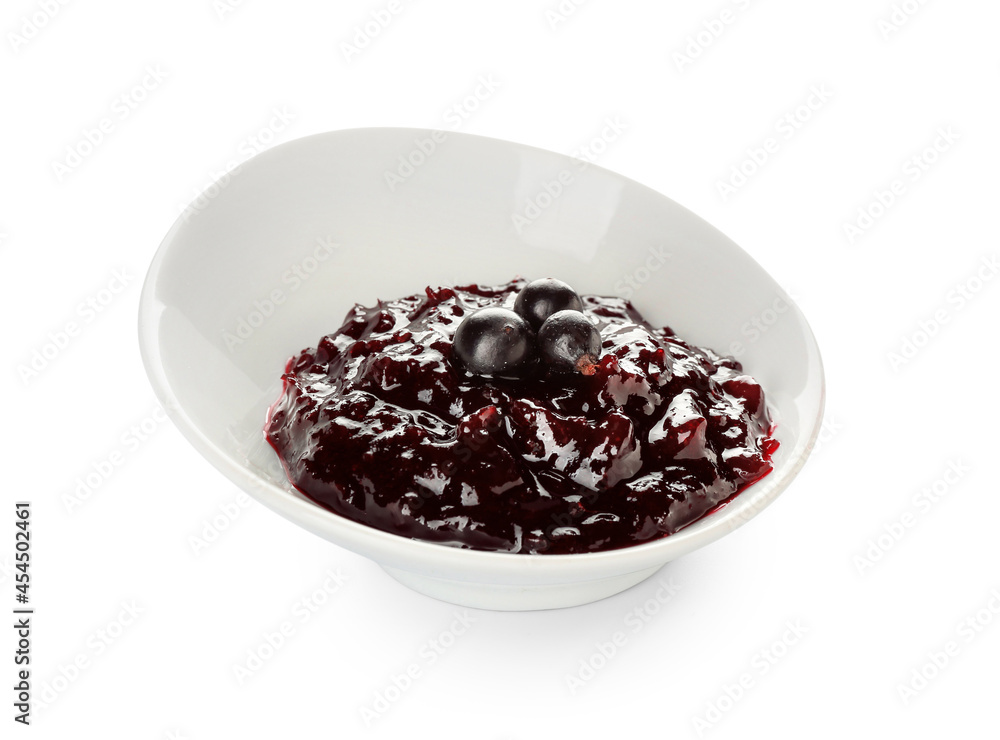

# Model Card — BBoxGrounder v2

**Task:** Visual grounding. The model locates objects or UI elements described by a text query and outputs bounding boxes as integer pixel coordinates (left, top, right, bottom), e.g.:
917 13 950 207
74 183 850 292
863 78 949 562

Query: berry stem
576 355 598 376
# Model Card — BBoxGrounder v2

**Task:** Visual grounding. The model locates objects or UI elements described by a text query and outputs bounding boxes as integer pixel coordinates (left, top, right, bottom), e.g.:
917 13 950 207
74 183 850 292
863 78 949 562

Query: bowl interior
140 128 824 576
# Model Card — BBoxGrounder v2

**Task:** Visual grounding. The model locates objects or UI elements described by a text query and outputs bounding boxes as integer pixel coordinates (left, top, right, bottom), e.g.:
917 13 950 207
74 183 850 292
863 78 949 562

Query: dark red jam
265 279 777 554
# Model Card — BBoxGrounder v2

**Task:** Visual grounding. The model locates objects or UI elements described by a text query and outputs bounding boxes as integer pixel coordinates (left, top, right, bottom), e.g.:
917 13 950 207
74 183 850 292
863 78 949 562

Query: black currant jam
265 279 777 554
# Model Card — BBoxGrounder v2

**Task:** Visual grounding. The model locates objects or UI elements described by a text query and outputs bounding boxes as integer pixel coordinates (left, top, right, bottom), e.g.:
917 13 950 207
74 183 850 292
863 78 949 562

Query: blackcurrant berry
512 278 583 331
537 310 602 375
451 307 535 376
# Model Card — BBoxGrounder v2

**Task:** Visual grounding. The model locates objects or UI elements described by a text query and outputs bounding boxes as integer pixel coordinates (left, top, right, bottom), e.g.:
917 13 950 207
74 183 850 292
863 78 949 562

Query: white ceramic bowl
139 128 824 611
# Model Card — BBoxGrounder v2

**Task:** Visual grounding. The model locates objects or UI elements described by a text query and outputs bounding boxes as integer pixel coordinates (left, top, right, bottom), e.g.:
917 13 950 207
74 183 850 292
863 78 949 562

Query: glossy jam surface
265 279 777 554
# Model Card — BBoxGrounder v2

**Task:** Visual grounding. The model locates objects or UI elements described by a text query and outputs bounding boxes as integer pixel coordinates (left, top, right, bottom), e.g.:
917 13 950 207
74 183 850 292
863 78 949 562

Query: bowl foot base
380 563 666 611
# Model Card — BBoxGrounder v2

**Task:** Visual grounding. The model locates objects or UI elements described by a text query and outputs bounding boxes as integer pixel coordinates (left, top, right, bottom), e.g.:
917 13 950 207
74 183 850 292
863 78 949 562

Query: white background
4 0 999 737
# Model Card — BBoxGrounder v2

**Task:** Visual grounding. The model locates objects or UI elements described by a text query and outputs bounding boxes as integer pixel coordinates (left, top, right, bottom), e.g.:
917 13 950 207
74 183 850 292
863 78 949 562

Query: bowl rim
138 126 826 580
